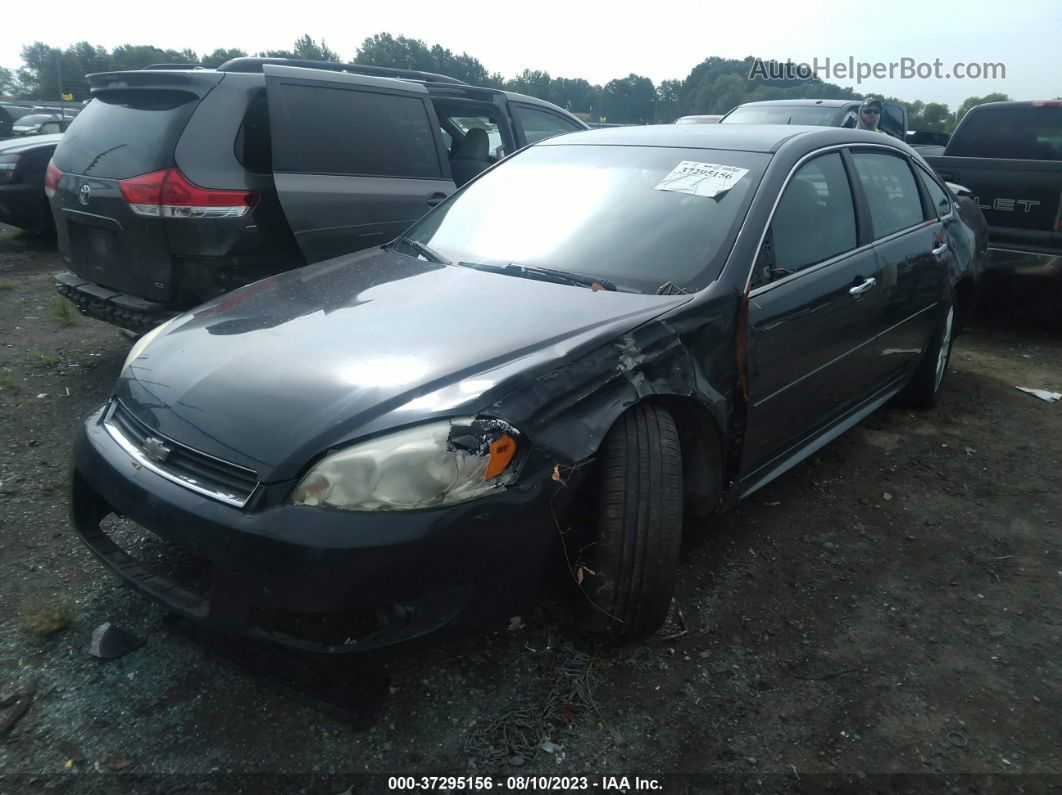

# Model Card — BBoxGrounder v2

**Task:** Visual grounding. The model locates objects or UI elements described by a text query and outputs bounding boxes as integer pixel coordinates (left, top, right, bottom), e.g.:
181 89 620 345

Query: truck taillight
44 160 62 197
118 168 257 218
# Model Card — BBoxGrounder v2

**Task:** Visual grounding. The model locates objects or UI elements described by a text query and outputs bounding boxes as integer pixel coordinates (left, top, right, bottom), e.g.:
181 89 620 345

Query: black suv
48 58 588 330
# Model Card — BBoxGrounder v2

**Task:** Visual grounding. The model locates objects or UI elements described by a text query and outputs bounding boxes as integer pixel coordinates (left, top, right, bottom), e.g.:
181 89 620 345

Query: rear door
265 65 455 264
849 150 948 387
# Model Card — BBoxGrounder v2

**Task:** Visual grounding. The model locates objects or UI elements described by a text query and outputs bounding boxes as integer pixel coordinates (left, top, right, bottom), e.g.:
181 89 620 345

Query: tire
898 292 956 409
576 404 684 638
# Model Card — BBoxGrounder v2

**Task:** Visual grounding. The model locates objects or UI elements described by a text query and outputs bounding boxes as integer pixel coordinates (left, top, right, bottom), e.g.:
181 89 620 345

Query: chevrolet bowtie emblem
142 436 172 463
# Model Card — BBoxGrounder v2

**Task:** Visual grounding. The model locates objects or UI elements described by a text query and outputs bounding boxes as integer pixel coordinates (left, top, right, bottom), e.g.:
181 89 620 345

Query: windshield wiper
656 281 689 295
456 261 618 291
390 235 449 264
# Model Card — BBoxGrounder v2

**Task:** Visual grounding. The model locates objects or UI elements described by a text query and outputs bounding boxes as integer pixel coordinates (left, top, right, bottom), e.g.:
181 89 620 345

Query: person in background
857 97 885 132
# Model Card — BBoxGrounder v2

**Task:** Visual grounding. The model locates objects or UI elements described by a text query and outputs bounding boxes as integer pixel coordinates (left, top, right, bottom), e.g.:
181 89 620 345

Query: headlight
122 317 177 372
291 417 521 511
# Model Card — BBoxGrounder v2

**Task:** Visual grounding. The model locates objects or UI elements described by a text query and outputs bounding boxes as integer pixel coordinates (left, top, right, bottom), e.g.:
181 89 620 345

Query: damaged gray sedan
71 124 984 650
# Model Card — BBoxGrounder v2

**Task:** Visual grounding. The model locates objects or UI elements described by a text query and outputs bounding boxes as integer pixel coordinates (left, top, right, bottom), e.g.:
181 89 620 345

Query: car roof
733 99 856 109
538 123 901 154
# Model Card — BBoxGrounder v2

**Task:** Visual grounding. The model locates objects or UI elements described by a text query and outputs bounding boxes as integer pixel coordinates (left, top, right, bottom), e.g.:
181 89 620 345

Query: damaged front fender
485 290 742 475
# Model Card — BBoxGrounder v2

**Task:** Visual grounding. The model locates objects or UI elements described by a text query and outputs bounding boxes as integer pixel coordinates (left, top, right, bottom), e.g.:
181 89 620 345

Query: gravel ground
1 223 1060 793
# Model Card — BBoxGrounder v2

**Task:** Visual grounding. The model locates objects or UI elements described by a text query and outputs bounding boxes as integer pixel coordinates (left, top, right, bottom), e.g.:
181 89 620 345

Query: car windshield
453 117 503 152
15 114 56 125
723 106 839 126
406 144 768 293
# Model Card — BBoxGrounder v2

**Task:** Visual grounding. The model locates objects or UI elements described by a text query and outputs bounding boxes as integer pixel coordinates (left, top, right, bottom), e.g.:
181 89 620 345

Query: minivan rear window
948 106 1062 160
52 90 200 178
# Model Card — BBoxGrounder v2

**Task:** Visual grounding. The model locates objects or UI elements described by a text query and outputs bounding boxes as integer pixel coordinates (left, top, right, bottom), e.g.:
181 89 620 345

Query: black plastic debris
87 622 146 660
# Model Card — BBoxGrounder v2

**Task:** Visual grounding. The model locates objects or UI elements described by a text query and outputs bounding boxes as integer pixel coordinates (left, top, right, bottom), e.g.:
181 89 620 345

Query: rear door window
449 116 505 158
270 83 441 178
851 152 924 238
915 164 953 219
511 105 583 144
51 91 200 178
434 105 513 161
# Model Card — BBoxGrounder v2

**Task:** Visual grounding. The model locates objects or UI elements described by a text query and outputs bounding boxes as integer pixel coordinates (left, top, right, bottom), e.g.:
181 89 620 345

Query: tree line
0 33 1010 133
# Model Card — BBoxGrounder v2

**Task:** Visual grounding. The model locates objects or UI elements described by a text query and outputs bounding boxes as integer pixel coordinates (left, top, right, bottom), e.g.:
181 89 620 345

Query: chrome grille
105 401 259 508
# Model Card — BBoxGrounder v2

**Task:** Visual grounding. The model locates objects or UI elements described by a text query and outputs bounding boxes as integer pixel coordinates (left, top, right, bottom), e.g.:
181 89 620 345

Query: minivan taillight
44 160 62 197
118 168 258 218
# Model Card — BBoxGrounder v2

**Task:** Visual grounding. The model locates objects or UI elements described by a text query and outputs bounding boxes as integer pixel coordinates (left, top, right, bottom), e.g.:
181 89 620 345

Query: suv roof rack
144 63 206 70
215 57 468 86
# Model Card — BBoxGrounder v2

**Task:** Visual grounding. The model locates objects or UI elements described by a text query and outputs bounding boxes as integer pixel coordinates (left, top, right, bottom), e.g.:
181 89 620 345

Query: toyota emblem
78 184 91 205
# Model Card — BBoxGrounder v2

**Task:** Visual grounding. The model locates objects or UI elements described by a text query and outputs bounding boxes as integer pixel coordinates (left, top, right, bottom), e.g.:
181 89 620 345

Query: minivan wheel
898 292 956 409
575 404 683 639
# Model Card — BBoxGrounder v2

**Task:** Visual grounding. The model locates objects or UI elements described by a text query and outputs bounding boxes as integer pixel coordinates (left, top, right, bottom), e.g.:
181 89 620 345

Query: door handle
849 277 877 297
426 192 448 207
931 242 949 258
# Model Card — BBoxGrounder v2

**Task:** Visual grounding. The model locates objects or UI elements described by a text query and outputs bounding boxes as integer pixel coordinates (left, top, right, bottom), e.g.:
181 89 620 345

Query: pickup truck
924 101 1062 276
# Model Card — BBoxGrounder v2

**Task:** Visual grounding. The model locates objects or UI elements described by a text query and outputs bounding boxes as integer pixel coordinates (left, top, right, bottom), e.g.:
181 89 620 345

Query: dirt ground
1 223 1060 794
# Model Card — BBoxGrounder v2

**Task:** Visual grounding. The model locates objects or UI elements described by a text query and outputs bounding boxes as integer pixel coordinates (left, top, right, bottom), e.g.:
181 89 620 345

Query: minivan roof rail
215 57 468 86
144 63 206 70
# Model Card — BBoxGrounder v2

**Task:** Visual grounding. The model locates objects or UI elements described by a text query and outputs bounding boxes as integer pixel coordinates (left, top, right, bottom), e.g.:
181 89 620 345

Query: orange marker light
483 434 517 479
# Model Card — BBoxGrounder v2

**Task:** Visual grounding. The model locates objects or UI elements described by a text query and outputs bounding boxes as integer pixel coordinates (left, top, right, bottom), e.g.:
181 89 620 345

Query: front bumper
71 404 565 653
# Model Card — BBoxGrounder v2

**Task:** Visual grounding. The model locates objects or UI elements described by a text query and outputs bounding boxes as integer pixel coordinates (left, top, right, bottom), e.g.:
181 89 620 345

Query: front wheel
898 293 955 409
575 404 684 638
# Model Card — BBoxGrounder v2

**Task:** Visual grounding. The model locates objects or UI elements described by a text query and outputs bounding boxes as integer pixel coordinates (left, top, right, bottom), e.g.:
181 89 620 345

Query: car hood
116 247 689 480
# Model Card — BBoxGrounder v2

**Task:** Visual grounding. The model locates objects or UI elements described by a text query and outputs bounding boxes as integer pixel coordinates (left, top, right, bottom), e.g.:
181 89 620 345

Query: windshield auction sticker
655 161 749 198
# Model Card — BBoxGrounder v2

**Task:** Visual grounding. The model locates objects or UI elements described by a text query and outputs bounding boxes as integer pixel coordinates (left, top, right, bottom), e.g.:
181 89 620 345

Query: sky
2 0 1060 108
